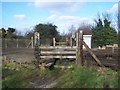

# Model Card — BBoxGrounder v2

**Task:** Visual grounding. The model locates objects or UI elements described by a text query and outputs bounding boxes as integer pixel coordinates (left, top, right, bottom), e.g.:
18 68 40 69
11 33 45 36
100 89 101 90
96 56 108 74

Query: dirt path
29 76 57 88
34 80 57 88
2 48 35 63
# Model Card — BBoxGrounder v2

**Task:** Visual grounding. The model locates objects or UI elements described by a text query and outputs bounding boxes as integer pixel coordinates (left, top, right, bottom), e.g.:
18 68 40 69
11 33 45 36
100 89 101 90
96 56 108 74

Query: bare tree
67 25 76 37
78 22 92 31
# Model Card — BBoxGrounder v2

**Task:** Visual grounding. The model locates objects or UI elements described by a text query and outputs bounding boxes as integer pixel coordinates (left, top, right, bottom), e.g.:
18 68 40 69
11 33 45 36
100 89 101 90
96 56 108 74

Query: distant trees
92 13 118 47
34 23 59 39
6 27 17 38
0 27 18 38
34 23 60 45
78 23 92 35
0 28 6 38
67 25 76 37
78 23 92 31
0 27 25 39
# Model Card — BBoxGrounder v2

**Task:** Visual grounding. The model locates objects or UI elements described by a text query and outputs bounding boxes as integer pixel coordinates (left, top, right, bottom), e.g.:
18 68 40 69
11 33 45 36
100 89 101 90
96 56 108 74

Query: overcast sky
1 0 119 34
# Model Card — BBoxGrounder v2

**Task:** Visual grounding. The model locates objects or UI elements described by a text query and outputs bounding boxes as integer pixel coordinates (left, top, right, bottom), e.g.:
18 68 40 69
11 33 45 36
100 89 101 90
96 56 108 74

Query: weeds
2 62 119 88
54 65 118 88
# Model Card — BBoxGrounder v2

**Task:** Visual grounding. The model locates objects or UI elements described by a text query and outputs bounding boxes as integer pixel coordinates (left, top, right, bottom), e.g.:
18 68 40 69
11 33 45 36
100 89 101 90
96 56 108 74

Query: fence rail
40 46 76 59
41 51 76 54
40 56 76 59
37 31 80 61
39 46 76 49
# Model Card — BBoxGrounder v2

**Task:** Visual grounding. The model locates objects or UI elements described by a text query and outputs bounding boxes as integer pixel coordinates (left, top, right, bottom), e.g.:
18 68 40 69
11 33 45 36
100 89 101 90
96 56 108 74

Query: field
2 48 35 63
2 47 120 88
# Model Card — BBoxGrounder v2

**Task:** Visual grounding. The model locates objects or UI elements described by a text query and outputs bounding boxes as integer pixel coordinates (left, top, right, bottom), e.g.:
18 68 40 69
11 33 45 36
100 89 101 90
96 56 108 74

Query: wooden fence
34 30 103 67
39 46 76 59
37 31 80 61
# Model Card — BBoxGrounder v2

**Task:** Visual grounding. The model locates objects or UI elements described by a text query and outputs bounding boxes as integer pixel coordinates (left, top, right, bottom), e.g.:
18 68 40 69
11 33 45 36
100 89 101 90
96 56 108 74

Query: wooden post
112 46 114 54
76 31 78 64
79 30 83 65
66 37 69 46
5 39 7 48
76 30 83 66
34 32 40 46
34 33 36 46
53 38 56 46
38 33 40 46
70 37 72 47
17 39 18 48
31 37 34 48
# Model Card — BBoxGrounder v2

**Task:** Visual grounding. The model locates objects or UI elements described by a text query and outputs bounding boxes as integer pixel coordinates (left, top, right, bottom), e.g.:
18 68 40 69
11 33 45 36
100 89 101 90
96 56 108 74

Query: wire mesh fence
2 38 54 49
2 38 31 49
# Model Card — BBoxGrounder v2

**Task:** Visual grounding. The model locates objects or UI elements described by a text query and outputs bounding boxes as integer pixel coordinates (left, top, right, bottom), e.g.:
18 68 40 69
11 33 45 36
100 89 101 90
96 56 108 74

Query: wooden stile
34 30 104 68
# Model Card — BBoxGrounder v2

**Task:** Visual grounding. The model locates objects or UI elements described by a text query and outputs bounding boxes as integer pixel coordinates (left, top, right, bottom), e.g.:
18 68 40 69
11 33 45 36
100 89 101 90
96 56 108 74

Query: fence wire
2 38 31 49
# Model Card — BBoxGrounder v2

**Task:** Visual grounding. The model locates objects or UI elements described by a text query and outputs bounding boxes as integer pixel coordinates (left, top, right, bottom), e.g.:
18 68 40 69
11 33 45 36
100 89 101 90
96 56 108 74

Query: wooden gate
34 30 104 67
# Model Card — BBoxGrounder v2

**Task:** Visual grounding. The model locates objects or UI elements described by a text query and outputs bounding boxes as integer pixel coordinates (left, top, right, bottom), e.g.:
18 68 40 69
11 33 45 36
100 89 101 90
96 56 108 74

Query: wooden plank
41 49 76 52
82 40 104 67
39 46 77 49
27 41 32 48
41 51 76 54
54 65 73 69
40 56 76 59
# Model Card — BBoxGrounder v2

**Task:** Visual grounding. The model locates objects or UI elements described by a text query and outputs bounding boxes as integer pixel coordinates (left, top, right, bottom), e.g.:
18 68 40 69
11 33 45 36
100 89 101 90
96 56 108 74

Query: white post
53 38 56 46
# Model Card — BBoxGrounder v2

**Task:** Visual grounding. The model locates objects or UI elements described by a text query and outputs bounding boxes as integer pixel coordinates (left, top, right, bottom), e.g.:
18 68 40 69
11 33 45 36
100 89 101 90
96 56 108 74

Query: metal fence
2 38 31 49
2 38 54 49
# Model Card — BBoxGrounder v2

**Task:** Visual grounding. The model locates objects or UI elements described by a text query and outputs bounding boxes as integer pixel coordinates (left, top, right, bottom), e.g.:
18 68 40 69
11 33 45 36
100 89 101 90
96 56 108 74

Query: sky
1 0 119 34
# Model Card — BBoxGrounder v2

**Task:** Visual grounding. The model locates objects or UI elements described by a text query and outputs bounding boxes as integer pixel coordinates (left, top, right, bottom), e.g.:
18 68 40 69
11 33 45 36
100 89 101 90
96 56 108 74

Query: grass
53 64 119 88
2 61 119 88
2 62 62 88
2 63 36 88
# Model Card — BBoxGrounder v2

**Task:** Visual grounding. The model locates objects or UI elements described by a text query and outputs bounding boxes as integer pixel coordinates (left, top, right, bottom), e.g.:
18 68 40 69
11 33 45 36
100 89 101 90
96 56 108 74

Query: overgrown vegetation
54 65 119 88
2 62 119 88
2 63 36 88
